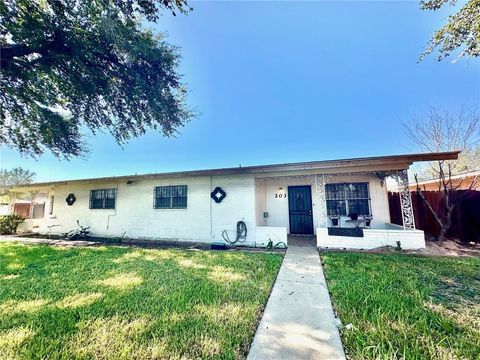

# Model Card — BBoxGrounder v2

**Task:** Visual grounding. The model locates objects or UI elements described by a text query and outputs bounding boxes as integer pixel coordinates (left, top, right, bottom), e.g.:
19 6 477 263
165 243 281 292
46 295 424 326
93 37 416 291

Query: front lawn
0 242 282 359
322 252 480 359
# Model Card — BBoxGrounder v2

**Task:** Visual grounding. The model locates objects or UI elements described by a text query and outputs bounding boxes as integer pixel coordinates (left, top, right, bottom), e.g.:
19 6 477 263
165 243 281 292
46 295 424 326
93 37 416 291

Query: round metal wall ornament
66 193 76 206
210 187 226 203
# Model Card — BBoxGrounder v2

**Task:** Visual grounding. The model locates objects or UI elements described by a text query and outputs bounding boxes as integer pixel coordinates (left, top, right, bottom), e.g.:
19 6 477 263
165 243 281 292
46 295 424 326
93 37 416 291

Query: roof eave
9 150 460 189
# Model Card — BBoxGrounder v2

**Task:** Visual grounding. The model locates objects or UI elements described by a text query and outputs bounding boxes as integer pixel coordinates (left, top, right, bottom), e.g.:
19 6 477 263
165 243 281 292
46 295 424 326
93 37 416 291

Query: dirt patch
378 239 480 257
0 234 286 254
408 239 480 257
320 239 480 258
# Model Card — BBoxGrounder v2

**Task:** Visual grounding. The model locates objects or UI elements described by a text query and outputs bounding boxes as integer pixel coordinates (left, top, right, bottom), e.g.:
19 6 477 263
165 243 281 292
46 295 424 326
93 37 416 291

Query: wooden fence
388 190 480 243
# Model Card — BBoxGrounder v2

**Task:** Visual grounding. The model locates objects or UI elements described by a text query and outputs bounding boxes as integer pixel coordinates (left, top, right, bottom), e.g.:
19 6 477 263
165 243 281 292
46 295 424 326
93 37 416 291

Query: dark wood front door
288 186 314 235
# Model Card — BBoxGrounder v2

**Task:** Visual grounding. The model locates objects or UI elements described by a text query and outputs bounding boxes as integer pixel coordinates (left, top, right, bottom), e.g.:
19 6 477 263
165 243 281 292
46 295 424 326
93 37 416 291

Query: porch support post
314 174 327 227
395 169 415 229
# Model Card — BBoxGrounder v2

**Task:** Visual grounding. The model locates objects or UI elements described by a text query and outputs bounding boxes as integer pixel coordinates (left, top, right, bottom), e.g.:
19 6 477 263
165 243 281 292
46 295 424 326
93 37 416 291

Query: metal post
314 174 327 227
395 169 415 229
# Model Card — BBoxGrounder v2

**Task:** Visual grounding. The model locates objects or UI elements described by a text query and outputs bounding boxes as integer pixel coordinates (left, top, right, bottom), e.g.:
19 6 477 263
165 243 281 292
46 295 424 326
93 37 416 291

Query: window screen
325 182 370 216
32 203 45 219
154 185 187 209
89 189 116 209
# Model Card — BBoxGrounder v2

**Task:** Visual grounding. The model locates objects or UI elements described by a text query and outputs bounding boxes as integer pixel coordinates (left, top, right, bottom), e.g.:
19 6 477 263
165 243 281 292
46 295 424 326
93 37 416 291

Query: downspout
106 183 119 230
323 174 326 226
315 174 319 228
264 179 267 226
210 176 213 241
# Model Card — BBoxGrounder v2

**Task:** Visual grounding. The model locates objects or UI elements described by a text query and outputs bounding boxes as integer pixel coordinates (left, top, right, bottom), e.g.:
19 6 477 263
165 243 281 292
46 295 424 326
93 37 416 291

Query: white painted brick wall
316 226 426 250
255 226 288 247
18 174 257 245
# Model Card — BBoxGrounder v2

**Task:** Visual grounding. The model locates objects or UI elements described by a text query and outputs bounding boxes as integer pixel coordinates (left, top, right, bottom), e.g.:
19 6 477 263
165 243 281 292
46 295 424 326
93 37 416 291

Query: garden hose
222 221 247 244
266 239 287 250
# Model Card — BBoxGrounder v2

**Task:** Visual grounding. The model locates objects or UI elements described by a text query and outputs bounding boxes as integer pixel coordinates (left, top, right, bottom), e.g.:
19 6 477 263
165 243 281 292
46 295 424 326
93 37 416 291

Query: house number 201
275 193 286 198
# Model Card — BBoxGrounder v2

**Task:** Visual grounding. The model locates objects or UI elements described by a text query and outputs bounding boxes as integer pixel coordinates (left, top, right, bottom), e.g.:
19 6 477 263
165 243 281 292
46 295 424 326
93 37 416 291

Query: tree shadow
0 243 282 359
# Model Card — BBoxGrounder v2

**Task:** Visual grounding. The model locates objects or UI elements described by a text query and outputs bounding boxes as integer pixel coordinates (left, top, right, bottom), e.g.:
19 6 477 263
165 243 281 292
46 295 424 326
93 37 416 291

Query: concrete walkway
247 238 346 360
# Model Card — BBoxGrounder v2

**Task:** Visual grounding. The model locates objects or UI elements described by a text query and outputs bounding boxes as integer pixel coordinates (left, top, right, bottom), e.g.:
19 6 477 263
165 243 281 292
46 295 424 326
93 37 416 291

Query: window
14 203 31 219
32 203 45 219
89 189 116 209
325 182 371 216
154 185 187 209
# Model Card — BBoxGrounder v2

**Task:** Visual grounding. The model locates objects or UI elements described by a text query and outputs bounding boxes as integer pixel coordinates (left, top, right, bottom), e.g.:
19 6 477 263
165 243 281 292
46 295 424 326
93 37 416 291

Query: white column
314 174 327 228
395 169 415 229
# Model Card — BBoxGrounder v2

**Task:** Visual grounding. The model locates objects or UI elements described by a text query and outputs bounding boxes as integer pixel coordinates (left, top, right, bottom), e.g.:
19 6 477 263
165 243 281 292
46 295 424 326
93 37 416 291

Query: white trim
316 225 425 250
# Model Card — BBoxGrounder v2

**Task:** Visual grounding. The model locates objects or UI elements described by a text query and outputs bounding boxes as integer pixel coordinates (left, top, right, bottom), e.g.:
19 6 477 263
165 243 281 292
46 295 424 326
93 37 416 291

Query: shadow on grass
0 243 282 359
321 252 480 360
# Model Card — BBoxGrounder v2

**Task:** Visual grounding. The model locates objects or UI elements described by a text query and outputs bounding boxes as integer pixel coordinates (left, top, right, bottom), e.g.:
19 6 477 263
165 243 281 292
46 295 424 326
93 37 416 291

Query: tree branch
415 173 444 228
0 44 39 59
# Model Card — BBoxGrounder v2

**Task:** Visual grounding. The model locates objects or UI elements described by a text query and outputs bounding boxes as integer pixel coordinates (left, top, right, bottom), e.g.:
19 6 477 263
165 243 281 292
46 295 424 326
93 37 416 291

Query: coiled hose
222 221 247 245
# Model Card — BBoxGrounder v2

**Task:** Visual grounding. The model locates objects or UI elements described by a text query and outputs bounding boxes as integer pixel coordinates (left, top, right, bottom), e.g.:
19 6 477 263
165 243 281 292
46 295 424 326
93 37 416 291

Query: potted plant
330 216 340 227
348 213 358 221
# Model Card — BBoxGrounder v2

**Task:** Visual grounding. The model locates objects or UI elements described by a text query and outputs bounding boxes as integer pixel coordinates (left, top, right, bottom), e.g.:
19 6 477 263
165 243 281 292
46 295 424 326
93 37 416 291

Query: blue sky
1 1 479 182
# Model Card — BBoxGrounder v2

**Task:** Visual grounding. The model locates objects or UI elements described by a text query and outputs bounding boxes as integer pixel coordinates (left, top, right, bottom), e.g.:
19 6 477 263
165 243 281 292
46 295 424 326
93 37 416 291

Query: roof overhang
9 151 460 190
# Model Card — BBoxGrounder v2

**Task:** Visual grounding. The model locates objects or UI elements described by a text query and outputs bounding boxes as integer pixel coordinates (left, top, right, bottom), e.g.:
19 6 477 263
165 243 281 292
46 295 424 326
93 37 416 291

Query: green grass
0 242 283 359
322 252 480 360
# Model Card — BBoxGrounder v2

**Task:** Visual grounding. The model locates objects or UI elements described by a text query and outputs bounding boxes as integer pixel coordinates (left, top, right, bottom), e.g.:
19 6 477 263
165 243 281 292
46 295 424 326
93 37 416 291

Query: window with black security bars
154 185 187 209
325 182 371 216
89 189 116 209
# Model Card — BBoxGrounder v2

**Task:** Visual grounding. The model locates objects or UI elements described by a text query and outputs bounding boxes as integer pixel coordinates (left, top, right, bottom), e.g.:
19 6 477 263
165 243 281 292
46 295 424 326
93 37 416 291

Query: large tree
404 107 480 241
0 0 193 158
405 107 480 178
0 167 35 186
421 0 480 60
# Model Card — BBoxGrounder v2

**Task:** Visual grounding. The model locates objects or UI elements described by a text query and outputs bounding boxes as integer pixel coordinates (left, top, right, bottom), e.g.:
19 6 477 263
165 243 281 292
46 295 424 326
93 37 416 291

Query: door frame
287 185 314 235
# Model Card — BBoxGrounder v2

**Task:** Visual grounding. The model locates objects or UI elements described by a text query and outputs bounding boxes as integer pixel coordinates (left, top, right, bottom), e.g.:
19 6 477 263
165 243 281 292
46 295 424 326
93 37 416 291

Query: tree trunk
437 227 447 242
415 171 455 242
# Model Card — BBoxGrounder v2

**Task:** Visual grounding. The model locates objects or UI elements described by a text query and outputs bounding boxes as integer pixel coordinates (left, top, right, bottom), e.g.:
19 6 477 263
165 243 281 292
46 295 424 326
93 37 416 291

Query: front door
288 186 314 235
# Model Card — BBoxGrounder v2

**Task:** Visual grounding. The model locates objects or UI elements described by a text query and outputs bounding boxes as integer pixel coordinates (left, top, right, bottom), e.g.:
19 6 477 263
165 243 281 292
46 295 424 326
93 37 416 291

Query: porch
254 168 425 250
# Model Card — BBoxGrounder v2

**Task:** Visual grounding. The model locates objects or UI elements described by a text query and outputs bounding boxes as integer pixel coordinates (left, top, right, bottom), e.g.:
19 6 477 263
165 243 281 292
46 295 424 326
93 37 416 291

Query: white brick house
7 151 458 249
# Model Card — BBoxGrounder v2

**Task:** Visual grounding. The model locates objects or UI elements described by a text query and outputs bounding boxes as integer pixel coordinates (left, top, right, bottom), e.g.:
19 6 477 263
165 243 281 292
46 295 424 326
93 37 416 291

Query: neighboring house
408 170 480 191
6 151 459 250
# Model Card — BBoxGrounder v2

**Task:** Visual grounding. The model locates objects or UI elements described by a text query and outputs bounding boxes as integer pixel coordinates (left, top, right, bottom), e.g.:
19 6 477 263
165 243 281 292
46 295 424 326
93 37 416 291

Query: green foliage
0 167 35 186
0 214 24 234
395 240 402 251
322 252 480 359
0 243 282 358
266 238 273 250
420 0 480 60
0 0 194 158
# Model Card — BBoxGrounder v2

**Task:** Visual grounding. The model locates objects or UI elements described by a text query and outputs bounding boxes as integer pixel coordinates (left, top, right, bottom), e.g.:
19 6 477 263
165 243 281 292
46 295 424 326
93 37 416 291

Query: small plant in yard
395 240 402 251
62 220 90 240
266 238 287 250
0 214 24 234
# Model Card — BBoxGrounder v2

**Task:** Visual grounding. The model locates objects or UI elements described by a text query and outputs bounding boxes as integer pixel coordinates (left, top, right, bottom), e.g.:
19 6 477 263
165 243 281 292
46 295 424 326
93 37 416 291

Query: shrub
0 214 25 234
395 240 402 251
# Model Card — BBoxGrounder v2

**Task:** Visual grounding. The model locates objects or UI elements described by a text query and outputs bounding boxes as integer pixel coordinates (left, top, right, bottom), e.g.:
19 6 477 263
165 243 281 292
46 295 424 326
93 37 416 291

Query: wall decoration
210 187 226 203
66 193 76 206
